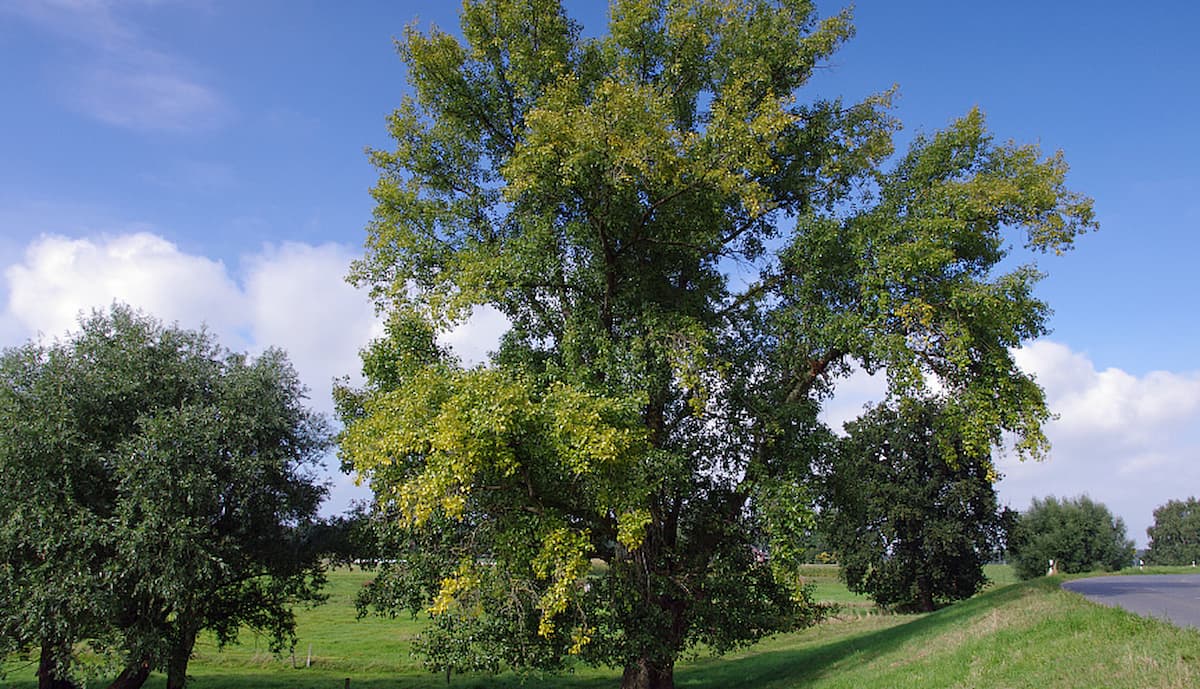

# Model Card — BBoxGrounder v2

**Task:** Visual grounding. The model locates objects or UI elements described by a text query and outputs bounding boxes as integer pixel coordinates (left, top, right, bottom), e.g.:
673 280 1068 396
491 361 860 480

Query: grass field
795 562 1018 604
5 565 1200 689
796 564 871 606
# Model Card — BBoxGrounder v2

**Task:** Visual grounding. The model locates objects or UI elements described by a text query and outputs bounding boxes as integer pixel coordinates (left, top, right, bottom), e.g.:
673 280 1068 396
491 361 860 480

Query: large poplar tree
339 1 1095 687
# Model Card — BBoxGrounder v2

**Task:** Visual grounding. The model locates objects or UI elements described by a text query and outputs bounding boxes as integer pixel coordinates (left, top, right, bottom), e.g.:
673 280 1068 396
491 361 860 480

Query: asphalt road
1062 574 1200 629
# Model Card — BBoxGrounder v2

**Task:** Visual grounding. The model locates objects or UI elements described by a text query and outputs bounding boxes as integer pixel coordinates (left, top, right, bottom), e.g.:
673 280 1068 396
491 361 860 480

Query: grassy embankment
5 564 1200 689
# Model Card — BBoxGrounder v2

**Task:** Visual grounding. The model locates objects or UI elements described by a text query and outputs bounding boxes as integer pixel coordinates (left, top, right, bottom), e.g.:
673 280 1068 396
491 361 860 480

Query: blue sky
1 1 1197 545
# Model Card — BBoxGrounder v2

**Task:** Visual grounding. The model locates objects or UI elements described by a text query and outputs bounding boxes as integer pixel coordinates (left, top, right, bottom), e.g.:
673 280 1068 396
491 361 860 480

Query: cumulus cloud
241 241 385 409
0 232 383 514
0 231 518 516
5 233 244 341
818 365 888 433
1013 342 1200 444
999 341 1200 546
6 232 1193 540
439 305 509 367
1 233 391 412
817 340 1200 546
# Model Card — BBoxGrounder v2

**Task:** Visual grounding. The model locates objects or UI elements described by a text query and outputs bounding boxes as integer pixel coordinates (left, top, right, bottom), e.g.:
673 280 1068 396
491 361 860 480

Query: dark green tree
0 306 330 689
1008 495 1134 579
339 1 1094 687
304 502 384 567
1145 497 1200 566
823 401 1011 612
0 337 104 689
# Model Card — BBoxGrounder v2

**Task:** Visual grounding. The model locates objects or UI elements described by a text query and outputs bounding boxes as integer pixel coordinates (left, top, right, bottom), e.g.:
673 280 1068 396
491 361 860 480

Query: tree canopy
823 400 1012 612
338 1 1094 687
1145 497 1200 566
1008 495 1134 579
0 305 330 689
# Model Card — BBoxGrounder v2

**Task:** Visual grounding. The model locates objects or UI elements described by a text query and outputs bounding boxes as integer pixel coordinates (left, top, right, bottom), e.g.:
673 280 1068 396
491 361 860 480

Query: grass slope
5 568 1200 688
705 577 1200 689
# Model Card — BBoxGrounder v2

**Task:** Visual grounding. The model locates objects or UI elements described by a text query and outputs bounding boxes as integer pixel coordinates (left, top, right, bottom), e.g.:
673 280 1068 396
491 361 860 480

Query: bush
1146 497 1200 565
1008 495 1134 579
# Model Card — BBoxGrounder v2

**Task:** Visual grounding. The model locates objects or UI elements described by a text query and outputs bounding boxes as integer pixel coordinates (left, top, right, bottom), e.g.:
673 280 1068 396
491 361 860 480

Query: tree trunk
621 658 675 689
105 661 150 689
616 482 685 689
916 576 935 613
166 625 199 689
37 639 77 689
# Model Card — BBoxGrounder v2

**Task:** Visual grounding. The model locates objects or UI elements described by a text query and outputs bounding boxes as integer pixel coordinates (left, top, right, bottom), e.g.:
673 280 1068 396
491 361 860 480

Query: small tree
1008 495 1134 579
0 305 330 689
823 401 1011 612
1146 497 1200 566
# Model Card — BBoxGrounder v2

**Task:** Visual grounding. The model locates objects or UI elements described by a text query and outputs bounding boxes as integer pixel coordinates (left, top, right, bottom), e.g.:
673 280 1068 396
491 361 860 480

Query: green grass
983 563 1017 588
682 576 1200 689
798 563 1019 603
797 564 872 606
6 566 1200 689
1113 565 1200 576
190 568 424 675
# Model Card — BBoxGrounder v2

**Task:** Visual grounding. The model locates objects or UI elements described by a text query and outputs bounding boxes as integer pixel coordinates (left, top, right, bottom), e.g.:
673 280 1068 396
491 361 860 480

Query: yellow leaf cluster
429 560 480 616
616 508 653 550
531 527 590 639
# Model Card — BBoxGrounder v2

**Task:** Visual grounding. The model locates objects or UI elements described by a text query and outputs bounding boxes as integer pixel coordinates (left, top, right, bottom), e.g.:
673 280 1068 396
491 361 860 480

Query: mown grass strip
6 569 1200 689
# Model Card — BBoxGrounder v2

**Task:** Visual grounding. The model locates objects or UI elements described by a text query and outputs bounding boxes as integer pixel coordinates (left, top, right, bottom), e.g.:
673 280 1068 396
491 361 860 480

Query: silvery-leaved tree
1146 498 1200 566
0 306 329 689
337 1 1095 687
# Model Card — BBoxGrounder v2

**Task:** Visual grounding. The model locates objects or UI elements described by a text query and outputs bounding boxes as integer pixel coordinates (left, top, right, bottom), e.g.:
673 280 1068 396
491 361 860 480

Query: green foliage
823 401 1011 612
340 0 1093 685
1145 497 1200 566
0 305 330 689
303 503 383 567
1008 495 1135 579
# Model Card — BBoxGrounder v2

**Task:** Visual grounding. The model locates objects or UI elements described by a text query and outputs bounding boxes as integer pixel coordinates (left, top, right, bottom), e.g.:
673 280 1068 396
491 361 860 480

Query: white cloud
819 364 888 433
0 232 382 514
0 231 520 516
439 305 509 367
241 241 384 412
1014 341 1200 443
73 67 228 133
816 340 1200 547
5 0 229 133
13 233 1189 543
1000 340 1200 546
5 233 243 341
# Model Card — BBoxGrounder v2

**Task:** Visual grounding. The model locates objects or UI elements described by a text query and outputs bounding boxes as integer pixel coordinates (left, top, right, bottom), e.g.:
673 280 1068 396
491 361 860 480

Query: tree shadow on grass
671 580 1047 689
2 583 1049 689
183 669 623 689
